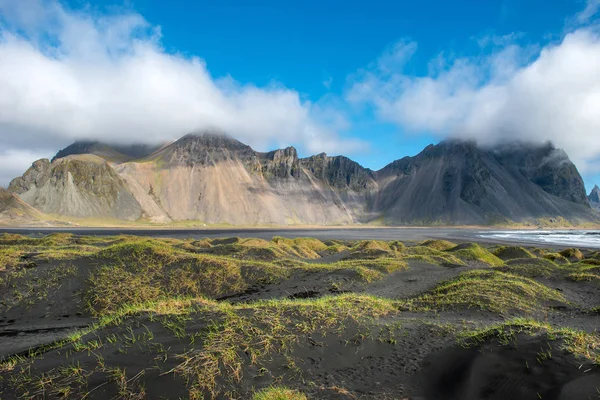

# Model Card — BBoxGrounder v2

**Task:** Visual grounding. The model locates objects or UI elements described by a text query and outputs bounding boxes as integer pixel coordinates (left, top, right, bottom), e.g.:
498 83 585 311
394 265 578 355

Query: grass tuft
252 386 308 400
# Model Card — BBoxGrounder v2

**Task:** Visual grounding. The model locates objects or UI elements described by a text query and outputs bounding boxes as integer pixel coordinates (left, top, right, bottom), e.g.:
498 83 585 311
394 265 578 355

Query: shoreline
2 226 599 249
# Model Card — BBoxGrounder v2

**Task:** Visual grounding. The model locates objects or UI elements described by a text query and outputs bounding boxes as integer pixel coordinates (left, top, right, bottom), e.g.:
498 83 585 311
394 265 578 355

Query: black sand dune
0 233 598 399
420 334 600 400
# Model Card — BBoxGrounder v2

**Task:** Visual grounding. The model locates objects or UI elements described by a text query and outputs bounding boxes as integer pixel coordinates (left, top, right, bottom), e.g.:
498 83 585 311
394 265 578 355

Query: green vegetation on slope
253 386 308 400
405 270 565 313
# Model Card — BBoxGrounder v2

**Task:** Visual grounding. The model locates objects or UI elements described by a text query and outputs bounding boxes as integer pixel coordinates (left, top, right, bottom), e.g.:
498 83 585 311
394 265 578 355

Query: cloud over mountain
0 0 361 185
348 24 600 175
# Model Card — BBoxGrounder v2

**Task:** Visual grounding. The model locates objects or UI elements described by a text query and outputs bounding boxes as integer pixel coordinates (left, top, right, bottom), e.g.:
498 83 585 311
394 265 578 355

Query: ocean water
478 230 600 249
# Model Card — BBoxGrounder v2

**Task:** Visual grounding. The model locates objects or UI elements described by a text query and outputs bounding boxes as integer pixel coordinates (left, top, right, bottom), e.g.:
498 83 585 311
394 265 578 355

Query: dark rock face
589 185 600 211
258 147 301 179
53 141 161 163
372 140 596 225
161 132 255 166
492 142 589 205
300 154 376 191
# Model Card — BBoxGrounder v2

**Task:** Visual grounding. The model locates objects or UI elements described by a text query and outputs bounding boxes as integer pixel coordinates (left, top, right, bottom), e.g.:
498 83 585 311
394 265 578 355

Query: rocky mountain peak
178 131 249 150
589 185 600 203
159 131 254 166
258 146 300 179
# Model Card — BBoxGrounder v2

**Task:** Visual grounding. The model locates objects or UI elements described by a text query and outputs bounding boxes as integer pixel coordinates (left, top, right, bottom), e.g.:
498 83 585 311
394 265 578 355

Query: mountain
8 155 143 221
589 185 600 211
373 140 594 224
115 132 376 224
52 141 163 163
6 132 599 226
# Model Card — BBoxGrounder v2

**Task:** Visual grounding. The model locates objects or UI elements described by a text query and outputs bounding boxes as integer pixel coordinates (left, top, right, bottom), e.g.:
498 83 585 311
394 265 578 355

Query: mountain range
5 131 600 226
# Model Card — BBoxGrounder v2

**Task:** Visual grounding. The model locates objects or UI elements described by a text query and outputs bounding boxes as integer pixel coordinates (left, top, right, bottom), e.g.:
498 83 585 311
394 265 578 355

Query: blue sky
1 0 600 193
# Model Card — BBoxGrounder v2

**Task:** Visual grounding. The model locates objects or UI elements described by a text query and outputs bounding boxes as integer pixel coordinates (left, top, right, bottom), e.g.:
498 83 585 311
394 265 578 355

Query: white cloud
0 149 52 188
576 0 600 23
348 28 600 173
0 0 361 185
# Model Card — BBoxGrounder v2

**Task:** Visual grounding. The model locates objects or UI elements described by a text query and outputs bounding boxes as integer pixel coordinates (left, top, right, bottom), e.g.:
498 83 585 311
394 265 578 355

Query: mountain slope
6 132 599 226
0 188 46 224
116 132 376 224
9 155 143 220
589 185 600 211
373 140 596 224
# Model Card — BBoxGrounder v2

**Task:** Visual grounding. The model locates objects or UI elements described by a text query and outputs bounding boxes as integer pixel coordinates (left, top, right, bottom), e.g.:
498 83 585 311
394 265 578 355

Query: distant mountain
6 131 599 226
52 141 163 163
373 140 593 224
589 185 600 211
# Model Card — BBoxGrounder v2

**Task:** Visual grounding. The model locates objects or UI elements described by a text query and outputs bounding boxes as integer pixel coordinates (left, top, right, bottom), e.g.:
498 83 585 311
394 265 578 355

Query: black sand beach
0 232 598 399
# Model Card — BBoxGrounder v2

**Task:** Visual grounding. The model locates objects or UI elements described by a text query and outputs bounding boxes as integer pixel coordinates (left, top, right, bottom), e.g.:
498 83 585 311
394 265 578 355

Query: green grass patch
446 243 504 266
253 386 308 400
543 253 570 265
165 294 398 397
497 257 561 278
405 270 565 314
560 248 584 261
401 246 465 266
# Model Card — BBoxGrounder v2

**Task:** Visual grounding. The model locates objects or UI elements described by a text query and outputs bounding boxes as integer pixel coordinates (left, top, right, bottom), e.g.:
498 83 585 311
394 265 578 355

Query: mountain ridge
6 131 599 226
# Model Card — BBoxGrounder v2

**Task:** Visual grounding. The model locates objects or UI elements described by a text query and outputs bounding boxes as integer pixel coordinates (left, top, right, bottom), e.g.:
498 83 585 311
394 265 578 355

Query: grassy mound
543 253 570 265
458 318 600 365
401 246 465 266
446 243 504 266
566 263 600 284
170 294 397 397
346 240 396 259
568 272 600 284
560 248 584 262
96 239 184 266
419 239 456 251
499 257 561 277
492 246 535 261
406 270 565 313
0 294 401 399
253 386 308 400
86 255 249 314
271 237 328 259
204 242 289 261
329 258 408 282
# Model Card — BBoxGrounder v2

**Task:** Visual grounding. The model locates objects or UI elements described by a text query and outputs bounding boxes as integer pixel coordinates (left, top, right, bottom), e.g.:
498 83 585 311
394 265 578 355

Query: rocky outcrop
6 131 599 225
589 185 600 211
9 155 143 220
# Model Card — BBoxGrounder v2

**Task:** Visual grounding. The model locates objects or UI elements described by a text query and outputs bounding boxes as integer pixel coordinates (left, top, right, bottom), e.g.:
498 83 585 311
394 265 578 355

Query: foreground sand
0 234 598 399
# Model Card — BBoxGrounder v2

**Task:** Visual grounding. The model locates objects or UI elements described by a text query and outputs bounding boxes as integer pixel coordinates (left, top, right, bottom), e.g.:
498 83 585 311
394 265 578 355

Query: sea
478 230 600 249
